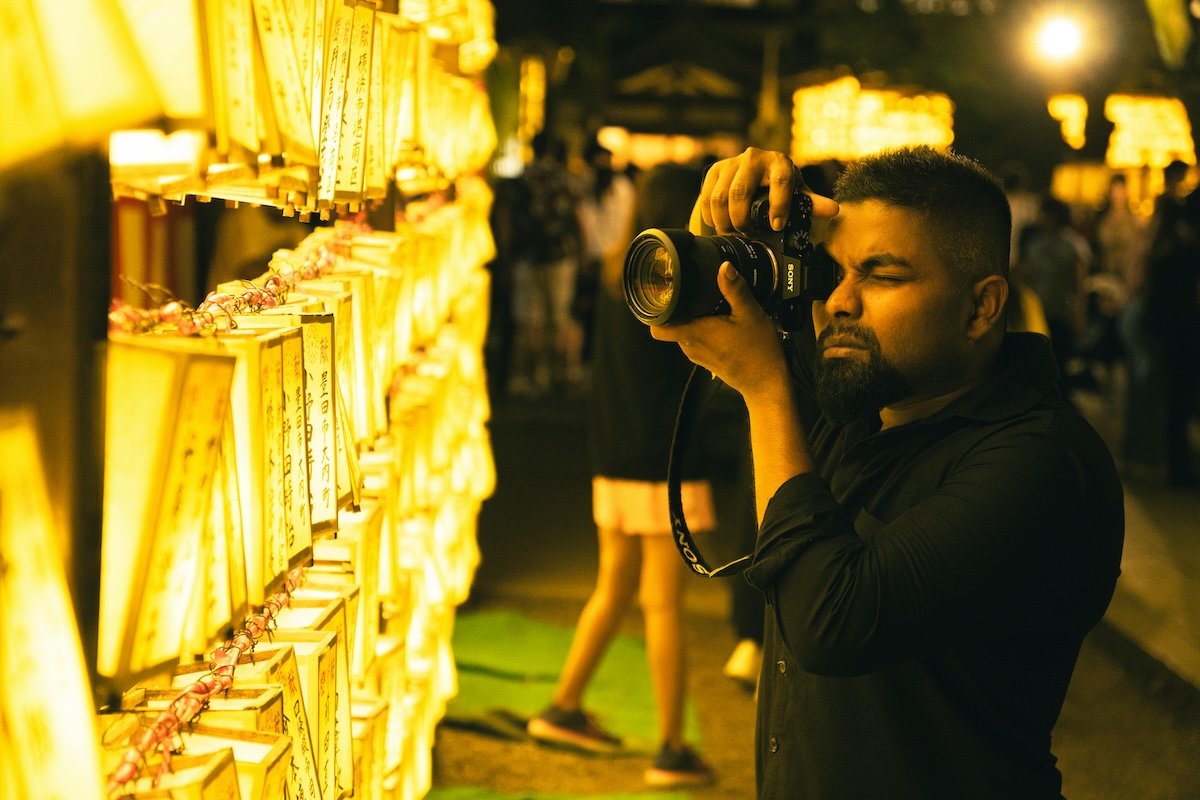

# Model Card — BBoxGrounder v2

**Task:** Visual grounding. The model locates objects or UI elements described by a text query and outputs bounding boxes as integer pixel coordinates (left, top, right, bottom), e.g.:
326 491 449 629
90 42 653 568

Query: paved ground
430 385 1200 799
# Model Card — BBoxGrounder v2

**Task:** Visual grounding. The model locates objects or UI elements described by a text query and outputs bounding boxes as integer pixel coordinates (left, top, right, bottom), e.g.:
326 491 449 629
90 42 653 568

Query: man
651 146 1124 799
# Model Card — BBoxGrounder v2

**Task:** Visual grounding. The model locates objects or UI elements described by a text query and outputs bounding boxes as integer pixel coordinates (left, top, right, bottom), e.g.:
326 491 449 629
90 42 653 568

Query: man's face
813 199 977 422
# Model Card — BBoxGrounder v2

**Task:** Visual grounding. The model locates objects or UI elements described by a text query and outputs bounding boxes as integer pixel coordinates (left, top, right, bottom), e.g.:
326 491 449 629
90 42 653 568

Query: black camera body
623 189 837 330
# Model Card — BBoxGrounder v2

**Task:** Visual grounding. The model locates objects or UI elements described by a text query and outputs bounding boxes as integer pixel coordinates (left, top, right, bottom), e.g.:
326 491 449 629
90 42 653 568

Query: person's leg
546 257 583 385
726 432 764 687
638 533 688 750
639 534 713 787
550 524 641 709
529 264 555 393
508 261 541 395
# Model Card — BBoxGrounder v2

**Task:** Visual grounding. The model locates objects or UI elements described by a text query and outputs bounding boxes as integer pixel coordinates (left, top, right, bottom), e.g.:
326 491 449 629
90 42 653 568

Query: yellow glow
1049 162 1113 207
1 0 161 169
109 129 208 181
791 75 955 164
594 126 742 171
1104 93 1196 169
1036 16 1084 62
519 55 546 152
1047 93 1088 149
1 410 106 800
113 0 205 120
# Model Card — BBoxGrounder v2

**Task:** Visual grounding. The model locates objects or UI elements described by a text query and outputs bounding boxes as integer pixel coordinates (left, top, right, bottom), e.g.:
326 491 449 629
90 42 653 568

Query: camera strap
668 365 752 577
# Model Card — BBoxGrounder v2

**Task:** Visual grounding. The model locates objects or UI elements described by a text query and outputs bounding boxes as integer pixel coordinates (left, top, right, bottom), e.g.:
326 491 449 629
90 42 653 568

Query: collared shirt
744 331 1124 799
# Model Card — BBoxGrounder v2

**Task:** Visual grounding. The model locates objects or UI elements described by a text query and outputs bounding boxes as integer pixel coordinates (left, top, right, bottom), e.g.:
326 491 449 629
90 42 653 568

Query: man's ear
967 275 1009 340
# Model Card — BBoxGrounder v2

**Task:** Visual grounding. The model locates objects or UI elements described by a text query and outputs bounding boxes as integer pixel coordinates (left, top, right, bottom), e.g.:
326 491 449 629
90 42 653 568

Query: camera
622 188 838 330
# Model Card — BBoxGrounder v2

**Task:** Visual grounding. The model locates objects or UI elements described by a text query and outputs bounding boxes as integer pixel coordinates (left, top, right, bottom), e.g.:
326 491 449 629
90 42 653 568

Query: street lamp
1034 15 1084 64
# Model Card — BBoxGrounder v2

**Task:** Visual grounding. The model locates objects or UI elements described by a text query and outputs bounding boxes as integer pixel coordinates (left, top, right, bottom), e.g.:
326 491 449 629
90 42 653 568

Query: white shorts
592 477 717 536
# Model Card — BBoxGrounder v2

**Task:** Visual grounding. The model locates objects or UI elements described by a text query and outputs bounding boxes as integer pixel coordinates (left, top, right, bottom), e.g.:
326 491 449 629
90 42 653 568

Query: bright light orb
1036 16 1084 62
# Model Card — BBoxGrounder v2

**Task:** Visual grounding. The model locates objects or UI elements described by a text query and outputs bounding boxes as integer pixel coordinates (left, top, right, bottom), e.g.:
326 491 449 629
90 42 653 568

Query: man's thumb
718 261 754 312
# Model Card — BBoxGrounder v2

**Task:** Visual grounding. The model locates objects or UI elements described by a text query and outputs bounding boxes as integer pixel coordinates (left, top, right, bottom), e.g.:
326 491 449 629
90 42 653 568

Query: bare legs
550 525 690 749
639 534 688 750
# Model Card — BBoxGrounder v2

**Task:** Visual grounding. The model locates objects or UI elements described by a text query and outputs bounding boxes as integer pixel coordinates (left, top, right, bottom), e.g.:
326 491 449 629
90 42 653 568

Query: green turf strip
445 609 702 754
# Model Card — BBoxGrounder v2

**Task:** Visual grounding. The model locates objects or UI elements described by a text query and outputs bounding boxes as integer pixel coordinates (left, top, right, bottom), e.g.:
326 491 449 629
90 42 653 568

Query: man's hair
833 146 1012 286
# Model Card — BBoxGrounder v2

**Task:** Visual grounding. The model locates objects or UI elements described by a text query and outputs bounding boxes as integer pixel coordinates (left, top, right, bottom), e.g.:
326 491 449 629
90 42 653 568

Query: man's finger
766 157 800 231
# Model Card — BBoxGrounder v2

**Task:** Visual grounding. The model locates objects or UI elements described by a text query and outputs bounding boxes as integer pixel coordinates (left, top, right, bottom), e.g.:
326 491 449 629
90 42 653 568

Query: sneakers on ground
723 638 763 689
526 705 622 754
644 744 714 788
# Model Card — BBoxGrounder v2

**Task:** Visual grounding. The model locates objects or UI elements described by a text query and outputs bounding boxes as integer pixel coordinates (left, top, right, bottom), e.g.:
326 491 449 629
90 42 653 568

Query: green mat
445 609 702 754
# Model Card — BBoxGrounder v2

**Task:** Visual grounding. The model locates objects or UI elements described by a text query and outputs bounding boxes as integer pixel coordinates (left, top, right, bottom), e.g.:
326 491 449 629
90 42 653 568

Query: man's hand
691 147 839 236
650 262 790 400
654 264 816 521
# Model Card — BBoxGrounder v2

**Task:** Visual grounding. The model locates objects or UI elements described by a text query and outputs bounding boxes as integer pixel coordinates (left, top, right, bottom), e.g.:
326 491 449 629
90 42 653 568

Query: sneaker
644 744 714 788
526 705 622 753
723 638 763 689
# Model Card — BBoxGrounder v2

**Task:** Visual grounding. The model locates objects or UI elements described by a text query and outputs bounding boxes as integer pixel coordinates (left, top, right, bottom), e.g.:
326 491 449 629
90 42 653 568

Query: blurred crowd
486 133 642 401
1005 159 1200 489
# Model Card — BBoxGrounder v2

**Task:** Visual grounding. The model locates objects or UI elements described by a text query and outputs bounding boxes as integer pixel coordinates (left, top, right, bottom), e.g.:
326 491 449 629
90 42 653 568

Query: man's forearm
744 378 815 525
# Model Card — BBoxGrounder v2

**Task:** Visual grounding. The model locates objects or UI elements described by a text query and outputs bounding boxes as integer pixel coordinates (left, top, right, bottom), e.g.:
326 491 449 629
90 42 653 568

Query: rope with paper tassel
105 211 371 337
105 567 307 797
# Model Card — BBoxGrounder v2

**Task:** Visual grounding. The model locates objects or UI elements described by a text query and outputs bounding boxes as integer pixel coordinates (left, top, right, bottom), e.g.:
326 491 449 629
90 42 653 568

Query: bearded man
651 146 1124 800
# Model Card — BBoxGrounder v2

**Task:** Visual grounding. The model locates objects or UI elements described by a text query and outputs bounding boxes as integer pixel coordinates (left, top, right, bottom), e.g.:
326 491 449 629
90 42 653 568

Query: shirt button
769 736 779 753
777 660 787 674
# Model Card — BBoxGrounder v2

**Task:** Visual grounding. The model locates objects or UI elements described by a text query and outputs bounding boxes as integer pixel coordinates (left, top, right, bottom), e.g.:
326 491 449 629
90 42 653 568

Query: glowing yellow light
1047 93 1088 149
518 55 546 152
1104 93 1196 169
1036 16 1084 62
791 75 954 163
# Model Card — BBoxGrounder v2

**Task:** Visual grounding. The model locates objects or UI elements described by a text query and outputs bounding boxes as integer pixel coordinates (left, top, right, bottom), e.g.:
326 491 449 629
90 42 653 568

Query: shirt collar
920 332 1060 425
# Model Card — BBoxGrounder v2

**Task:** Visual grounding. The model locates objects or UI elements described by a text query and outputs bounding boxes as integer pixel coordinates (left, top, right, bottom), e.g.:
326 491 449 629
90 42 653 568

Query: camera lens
623 228 776 326
625 232 683 324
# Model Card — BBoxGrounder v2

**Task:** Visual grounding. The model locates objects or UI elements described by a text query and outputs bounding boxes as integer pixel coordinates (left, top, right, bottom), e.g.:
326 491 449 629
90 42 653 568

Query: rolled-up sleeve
742 428 1110 677
744 472 855 586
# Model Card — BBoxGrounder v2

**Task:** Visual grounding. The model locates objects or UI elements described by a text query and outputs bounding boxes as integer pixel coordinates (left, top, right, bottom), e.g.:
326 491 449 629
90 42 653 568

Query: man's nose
822 274 860 318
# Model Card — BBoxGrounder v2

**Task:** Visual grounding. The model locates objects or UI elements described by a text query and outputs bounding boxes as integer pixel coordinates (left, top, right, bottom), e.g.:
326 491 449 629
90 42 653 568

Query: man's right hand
690 147 839 236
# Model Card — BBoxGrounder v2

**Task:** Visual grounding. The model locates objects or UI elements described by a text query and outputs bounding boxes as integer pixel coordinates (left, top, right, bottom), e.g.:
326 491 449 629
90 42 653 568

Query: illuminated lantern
791 74 954 165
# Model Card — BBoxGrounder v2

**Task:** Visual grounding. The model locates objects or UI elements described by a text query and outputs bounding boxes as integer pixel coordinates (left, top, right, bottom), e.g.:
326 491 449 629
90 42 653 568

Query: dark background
490 0 1200 188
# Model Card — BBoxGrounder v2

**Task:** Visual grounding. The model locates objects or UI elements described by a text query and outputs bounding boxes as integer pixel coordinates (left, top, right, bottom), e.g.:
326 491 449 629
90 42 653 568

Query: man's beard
815 324 912 424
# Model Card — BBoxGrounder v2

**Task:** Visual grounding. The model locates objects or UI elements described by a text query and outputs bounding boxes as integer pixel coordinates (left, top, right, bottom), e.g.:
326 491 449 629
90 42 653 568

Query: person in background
484 175 530 397
506 132 586 398
1080 173 1143 387
1143 159 1193 257
526 161 716 788
652 145 1123 799
1139 188 1200 487
574 140 637 367
1001 162 1041 270
1014 196 1090 401
1116 161 1193 473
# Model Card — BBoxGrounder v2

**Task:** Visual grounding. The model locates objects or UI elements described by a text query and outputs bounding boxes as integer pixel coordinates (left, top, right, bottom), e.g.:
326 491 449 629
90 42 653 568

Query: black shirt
744 331 1124 799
